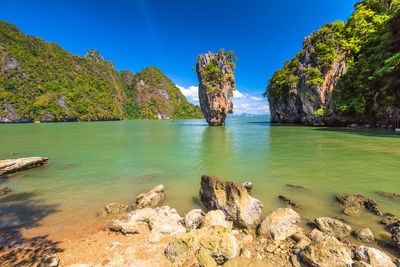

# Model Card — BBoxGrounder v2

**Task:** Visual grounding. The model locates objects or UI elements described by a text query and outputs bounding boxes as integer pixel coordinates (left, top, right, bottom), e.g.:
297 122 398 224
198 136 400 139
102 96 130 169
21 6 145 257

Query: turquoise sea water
1 118 400 248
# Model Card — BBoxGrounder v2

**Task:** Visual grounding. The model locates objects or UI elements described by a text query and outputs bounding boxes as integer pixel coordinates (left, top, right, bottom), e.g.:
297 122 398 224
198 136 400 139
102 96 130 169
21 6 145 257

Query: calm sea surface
1 117 400 246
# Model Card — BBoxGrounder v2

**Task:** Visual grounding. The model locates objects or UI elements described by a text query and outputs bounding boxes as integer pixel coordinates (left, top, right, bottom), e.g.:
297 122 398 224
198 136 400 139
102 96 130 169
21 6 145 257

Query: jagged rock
185 209 204 230
203 210 233 230
241 182 253 194
196 50 235 126
267 24 348 125
37 255 60 267
132 184 165 209
164 225 239 265
354 246 396 267
258 208 303 241
278 195 303 211
308 228 324 242
105 202 129 214
0 186 11 196
199 175 263 229
314 217 352 237
381 215 400 227
300 234 353 267
222 256 271 267
391 225 400 250
109 206 185 243
336 194 366 215
353 228 375 243
0 157 49 176
365 198 383 216
375 191 400 201
292 233 311 250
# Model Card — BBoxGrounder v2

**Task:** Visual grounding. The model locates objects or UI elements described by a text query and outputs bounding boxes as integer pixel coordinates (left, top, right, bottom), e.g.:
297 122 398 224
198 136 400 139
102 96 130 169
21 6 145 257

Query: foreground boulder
196 50 235 126
109 206 185 242
354 246 396 267
300 234 353 267
0 157 49 176
258 208 303 241
132 184 165 209
199 175 263 229
164 225 239 265
314 217 352 237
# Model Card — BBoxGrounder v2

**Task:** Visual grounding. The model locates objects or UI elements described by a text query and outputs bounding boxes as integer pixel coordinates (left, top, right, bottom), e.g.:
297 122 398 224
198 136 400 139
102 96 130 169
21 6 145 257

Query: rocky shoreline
27 175 400 267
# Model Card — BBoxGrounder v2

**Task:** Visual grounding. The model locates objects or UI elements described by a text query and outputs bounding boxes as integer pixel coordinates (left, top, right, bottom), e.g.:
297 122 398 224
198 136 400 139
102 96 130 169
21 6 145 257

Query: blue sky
1 0 355 114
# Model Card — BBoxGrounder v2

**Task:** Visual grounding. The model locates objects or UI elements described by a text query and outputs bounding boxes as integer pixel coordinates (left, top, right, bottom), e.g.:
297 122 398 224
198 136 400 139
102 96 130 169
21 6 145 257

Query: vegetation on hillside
0 21 202 122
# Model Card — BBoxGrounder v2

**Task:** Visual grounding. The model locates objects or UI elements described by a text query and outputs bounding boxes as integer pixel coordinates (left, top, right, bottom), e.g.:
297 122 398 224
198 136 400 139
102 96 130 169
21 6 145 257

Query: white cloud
176 85 199 102
176 84 269 115
250 96 263 101
233 90 245 98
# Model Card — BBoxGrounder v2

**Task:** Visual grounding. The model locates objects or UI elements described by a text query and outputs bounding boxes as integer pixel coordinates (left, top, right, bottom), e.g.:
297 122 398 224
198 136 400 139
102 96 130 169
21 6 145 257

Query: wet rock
336 194 366 215
258 208 303 241
222 256 270 267
199 175 263 229
365 198 383 216
109 206 185 243
376 191 400 201
185 209 204 230
300 234 353 267
354 246 396 267
0 157 49 176
105 202 129 214
391 225 400 250
132 184 165 209
196 50 235 126
381 215 400 227
241 182 253 194
37 255 60 267
203 210 233 230
278 195 303 211
353 228 375 243
286 184 305 191
164 225 239 265
314 217 352 237
0 186 11 196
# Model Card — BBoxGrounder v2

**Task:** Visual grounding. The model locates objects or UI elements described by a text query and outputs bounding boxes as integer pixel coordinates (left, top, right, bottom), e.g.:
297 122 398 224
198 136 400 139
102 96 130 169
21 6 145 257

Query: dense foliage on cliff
0 21 202 122
264 0 400 124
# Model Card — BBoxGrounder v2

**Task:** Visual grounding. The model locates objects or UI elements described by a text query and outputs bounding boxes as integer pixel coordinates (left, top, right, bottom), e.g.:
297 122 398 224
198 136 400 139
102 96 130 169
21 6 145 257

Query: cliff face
0 20 201 122
196 50 235 126
266 1 400 127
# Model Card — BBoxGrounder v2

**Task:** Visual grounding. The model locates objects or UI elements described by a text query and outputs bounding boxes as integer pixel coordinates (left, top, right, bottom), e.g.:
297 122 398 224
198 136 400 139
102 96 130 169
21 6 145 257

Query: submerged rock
258 208 303 241
196 50 235 126
199 175 263 229
336 194 366 215
278 195 303 211
353 228 375 243
132 184 165 209
0 157 49 176
109 206 185 242
375 191 400 201
314 217 352 237
286 184 306 191
354 246 396 267
300 234 353 267
0 186 11 196
184 209 204 231
164 225 239 265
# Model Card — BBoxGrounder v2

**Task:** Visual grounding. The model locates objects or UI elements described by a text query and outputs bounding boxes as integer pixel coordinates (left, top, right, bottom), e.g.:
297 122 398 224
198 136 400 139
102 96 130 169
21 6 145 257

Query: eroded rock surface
314 217 352 237
109 206 185 242
203 210 233 230
0 157 49 176
184 209 204 231
196 50 235 126
354 246 396 267
199 175 263 229
132 184 165 209
258 208 303 241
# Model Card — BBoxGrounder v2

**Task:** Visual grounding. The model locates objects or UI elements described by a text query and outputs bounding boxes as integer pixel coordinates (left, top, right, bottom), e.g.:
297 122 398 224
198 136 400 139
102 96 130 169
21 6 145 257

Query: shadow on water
0 191 62 266
313 127 400 138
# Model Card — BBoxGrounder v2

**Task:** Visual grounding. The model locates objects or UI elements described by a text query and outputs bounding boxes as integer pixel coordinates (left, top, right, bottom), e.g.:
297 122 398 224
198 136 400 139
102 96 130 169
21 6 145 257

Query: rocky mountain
265 0 400 127
0 20 202 122
196 50 236 126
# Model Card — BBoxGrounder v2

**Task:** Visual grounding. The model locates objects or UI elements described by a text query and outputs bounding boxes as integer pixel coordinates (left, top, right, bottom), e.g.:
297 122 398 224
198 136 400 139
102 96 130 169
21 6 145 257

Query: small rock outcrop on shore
132 184 165 209
196 50 235 126
336 193 383 216
314 217 352 237
0 157 49 176
199 175 263 229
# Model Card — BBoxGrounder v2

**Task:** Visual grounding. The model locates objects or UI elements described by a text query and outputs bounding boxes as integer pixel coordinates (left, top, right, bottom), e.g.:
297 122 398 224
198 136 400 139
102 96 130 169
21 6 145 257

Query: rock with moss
196 50 236 126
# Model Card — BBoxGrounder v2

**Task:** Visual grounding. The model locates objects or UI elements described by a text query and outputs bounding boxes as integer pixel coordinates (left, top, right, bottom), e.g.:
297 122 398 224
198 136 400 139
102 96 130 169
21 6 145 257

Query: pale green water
1 118 400 248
